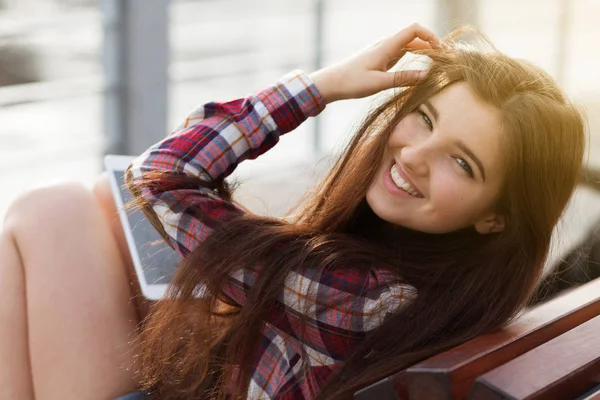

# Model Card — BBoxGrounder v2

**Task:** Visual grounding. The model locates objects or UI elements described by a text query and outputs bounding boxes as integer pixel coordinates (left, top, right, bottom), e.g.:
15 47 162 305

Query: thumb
391 69 428 88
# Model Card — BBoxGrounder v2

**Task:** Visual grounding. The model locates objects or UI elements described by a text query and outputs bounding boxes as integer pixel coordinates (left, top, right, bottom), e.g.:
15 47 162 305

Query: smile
389 163 424 198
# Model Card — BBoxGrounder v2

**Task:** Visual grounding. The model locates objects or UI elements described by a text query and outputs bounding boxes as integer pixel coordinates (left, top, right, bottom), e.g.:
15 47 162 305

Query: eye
418 108 433 130
454 157 474 178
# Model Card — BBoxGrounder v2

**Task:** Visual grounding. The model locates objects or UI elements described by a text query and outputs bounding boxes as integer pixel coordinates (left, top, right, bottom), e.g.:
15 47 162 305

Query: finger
372 69 428 93
384 38 433 69
404 38 435 51
375 25 439 70
392 69 428 87
388 23 441 51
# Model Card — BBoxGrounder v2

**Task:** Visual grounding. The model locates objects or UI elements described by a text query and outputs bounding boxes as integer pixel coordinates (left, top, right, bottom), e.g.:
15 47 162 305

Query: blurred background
1 0 599 265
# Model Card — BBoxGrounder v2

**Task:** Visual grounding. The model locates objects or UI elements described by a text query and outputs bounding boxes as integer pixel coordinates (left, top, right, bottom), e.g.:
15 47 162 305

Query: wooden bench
354 278 600 400
469 314 600 399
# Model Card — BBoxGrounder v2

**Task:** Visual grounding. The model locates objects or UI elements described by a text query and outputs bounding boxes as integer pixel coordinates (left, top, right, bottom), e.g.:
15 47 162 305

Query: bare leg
1 181 140 400
0 218 34 398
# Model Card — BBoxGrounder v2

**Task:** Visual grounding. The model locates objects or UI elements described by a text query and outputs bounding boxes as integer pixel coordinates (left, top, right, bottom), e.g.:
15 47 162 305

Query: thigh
4 182 141 399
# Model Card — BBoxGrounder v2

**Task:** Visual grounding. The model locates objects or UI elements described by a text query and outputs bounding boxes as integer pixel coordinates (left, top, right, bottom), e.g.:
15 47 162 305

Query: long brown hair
127 34 586 399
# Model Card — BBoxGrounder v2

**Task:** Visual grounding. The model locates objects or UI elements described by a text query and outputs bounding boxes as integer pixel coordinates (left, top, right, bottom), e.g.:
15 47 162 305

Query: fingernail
430 38 442 48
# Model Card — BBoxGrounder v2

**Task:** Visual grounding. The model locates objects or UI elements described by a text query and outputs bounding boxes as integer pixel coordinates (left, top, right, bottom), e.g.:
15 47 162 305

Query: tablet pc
104 154 181 300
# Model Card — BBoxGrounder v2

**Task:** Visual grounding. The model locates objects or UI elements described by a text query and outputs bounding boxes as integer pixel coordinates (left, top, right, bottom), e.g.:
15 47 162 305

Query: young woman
123 23 585 399
0 24 586 400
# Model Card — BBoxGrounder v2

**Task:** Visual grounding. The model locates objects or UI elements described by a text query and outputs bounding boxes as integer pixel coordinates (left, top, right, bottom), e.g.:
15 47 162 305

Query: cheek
432 171 464 201
430 170 476 216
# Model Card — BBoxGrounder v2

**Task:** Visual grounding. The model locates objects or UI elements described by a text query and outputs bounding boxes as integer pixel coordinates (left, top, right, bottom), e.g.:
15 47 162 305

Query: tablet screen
113 170 180 285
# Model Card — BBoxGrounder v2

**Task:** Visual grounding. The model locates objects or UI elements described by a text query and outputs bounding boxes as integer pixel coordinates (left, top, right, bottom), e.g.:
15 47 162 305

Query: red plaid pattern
127 71 416 399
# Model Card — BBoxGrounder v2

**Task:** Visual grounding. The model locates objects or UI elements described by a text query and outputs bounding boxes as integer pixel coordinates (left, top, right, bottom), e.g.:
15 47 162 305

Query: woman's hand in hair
309 23 440 104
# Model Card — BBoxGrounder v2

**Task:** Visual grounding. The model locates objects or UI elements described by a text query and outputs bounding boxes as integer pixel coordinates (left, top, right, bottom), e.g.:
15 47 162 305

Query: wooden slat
585 392 600 400
469 315 600 399
354 378 398 400
401 278 600 400
585 391 600 400
578 384 600 400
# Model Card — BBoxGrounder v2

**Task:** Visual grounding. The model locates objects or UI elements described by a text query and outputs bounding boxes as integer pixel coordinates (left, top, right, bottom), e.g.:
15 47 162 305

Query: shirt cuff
281 69 327 117
257 70 327 122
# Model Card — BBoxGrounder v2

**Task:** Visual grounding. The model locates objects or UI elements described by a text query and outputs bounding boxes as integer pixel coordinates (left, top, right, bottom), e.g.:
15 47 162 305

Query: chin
366 190 407 227
366 194 446 234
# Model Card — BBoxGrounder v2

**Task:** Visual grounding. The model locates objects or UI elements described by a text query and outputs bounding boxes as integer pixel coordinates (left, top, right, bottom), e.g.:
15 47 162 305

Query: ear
474 213 506 234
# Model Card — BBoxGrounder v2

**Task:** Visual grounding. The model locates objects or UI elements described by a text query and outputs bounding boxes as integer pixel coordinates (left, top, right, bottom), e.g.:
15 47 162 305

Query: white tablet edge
104 154 168 301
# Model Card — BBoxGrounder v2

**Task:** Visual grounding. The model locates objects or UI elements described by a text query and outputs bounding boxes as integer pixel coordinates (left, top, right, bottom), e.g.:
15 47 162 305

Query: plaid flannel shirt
126 70 416 399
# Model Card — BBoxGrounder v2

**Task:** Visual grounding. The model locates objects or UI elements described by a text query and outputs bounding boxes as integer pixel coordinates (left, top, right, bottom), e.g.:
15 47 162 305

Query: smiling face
366 82 506 234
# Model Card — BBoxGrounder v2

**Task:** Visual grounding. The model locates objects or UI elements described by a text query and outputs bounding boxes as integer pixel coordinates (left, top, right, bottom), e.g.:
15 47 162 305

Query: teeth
390 164 420 197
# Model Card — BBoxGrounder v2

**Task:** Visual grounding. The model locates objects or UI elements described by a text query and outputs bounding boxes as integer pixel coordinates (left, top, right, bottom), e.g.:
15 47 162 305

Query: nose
399 140 431 177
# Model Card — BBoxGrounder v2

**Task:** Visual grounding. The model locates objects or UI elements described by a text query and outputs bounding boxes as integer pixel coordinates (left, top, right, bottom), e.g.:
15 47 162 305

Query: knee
3 182 98 234
92 172 118 215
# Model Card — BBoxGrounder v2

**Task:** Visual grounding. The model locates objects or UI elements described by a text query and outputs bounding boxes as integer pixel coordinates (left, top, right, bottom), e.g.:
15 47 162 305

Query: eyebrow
423 100 439 122
454 140 486 181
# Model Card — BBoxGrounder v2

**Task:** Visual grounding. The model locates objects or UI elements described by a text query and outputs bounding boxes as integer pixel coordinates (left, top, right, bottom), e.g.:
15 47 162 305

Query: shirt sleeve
125 70 325 256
